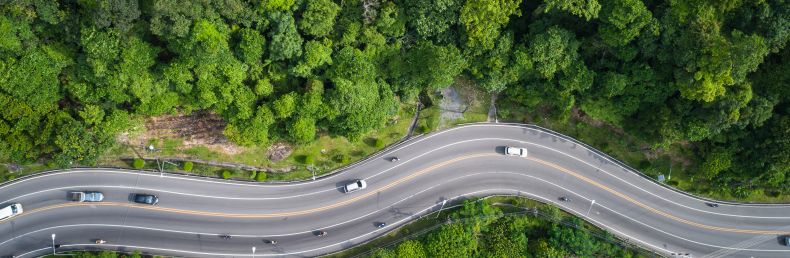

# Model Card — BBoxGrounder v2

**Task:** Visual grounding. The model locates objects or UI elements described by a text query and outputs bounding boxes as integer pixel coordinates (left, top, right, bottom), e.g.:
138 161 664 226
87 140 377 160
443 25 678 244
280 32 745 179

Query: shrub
767 190 782 197
133 159 145 169
375 138 385 148
221 170 232 179
304 154 315 164
337 154 350 164
183 161 194 172
5 174 16 181
256 172 267 181
249 171 258 179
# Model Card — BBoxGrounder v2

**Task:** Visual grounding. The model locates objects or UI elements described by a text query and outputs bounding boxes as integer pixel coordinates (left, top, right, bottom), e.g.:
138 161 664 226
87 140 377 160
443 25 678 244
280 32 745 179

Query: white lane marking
9 172 790 258
12 188 673 257
0 172 496 246
0 138 505 202
3 134 789 221
1 124 788 220
0 124 480 191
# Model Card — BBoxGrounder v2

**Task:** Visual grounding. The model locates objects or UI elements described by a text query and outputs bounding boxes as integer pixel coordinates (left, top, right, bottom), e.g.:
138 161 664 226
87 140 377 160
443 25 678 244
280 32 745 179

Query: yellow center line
529 157 787 235
10 154 787 235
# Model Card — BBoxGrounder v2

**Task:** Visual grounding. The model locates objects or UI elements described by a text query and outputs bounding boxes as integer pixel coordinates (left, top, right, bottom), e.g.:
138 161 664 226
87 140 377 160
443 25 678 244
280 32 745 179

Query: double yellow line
11 153 789 235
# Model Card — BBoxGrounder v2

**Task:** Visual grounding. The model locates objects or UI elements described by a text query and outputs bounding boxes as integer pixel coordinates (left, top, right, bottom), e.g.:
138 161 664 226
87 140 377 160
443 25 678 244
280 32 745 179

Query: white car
0 203 23 221
505 146 528 157
344 179 367 193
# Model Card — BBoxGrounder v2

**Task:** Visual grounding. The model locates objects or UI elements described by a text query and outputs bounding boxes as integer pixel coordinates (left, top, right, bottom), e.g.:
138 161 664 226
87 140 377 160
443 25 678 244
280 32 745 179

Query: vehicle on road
0 203 22 221
706 202 719 208
784 235 790 246
344 179 367 193
220 234 232 239
94 239 107 244
70 191 104 202
559 196 571 202
265 240 277 245
390 157 399 162
132 194 159 205
505 146 528 157
376 222 386 228
315 231 327 237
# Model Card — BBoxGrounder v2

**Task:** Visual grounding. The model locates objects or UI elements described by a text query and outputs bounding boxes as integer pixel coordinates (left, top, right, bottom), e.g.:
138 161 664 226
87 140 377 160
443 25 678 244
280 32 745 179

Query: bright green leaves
406 0 462 39
326 47 397 141
80 27 121 78
396 41 467 97
699 147 734 179
0 16 23 54
224 105 275 146
528 26 579 80
598 0 657 47
288 116 316 143
460 0 521 51
542 0 600 21
272 92 298 119
375 2 406 37
292 38 333 77
236 28 266 65
470 32 532 93
192 20 229 53
298 0 340 37
261 0 295 11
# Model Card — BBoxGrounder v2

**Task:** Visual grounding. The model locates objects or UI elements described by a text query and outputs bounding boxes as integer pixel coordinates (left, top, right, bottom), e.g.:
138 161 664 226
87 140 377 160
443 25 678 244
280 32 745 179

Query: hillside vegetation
0 0 787 198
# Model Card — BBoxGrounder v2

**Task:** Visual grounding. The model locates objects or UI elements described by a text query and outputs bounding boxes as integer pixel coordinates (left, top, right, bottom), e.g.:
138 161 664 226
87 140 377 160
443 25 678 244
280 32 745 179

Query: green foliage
268 12 303 61
699 148 733 179
221 170 233 179
0 0 787 203
542 0 601 21
292 39 333 77
460 0 521 51
272 92 298 119
289 116 316 143
132 158 145 169
405 0 462 39
374 138 385 148
528 26 579 80
299 0 340 37
236 28 265 65
303 154 315 164
598 0 657 47
425 223 477 257
337 154 350 164
183 161 194 172
396 41 467 96
262 0 295 11
396 240 426 257
256 171 267 181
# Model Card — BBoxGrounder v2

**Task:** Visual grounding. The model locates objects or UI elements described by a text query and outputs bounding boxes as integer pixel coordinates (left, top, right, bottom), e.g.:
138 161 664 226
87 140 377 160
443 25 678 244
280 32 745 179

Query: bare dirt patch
266 142 293 162
126 111 245 155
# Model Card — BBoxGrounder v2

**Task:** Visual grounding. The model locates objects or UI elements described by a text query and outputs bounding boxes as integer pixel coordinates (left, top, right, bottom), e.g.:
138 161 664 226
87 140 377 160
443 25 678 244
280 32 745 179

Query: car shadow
334 181 352 193
495 146 506 155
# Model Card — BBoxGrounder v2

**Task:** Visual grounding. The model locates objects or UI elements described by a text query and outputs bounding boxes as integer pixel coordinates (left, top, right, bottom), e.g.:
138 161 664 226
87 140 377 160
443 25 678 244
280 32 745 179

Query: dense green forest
364 200 641 258
0 0 787 193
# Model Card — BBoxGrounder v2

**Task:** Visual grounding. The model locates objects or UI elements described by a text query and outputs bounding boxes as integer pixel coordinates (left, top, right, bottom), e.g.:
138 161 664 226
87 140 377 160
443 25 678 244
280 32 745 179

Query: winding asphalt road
1 123 789 257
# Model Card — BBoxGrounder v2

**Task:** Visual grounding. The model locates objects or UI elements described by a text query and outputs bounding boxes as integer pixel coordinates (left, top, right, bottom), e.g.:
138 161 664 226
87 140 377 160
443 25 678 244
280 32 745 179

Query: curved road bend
1 124 789 257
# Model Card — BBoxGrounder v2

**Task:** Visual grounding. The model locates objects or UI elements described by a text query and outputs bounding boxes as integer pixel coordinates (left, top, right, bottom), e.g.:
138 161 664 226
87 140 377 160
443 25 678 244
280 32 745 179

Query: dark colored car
132 194 159 205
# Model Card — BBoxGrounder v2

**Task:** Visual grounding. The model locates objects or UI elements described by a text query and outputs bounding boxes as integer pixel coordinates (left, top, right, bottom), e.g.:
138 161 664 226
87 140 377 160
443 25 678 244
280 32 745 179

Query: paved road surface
1 124 789 257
